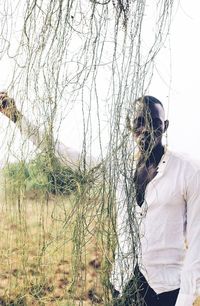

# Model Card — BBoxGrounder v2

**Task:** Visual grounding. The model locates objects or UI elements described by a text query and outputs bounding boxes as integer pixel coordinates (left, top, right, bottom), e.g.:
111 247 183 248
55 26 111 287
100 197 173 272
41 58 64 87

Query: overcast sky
0 0 200 163
149 0 200 158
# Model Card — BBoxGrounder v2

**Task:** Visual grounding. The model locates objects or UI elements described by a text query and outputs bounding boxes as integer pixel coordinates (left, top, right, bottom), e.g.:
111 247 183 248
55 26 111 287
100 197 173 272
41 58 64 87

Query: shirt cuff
175 293 195 306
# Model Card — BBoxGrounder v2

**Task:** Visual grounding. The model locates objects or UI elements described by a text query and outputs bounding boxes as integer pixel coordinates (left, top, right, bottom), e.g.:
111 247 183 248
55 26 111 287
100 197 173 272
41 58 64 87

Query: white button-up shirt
111 149 200 306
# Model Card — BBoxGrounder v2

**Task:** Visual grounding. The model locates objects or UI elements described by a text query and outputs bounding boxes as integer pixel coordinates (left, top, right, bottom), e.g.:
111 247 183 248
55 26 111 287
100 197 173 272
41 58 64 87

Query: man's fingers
0 92 9 107
0 92 21 122
0 92 8 99
0 95 16 113
0 98 9 109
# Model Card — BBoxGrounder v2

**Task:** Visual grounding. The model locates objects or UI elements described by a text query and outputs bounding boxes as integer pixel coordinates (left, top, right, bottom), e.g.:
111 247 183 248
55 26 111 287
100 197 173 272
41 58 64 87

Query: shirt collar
156 147 171 176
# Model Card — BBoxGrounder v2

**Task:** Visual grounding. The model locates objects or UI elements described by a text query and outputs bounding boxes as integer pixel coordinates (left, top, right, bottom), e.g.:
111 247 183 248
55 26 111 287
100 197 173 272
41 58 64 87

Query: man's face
131 101 168 154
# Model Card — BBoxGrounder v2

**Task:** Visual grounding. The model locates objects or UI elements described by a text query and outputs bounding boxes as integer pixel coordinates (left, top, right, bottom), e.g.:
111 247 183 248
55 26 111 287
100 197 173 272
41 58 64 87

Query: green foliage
4 154 87 196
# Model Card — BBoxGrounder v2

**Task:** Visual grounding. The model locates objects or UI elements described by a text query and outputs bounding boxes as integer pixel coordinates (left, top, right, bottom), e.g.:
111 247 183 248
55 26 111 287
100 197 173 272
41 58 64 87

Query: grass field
0 185 200 306
0 185 109 305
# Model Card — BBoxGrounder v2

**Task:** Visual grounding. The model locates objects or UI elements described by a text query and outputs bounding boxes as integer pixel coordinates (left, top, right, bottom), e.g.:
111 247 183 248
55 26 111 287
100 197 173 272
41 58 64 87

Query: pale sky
149 0 200 159
0 0 200 163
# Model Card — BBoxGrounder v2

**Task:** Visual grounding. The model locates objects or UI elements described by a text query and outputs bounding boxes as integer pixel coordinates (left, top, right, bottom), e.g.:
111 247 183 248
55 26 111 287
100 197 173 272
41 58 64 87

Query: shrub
4 153 87 196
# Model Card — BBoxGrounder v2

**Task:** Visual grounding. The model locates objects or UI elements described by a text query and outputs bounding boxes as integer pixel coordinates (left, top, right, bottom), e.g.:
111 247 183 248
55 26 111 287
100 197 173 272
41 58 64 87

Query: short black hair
136 95 164 109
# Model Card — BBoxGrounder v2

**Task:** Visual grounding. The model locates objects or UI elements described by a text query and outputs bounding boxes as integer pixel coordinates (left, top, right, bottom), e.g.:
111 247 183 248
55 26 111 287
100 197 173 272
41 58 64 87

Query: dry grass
196 298 200 306
0 184 199 306
0 187 107 306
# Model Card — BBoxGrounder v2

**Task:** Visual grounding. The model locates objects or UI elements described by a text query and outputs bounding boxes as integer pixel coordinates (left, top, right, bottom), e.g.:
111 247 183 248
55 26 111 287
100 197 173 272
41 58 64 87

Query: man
110 96 200 306
1 93 200 306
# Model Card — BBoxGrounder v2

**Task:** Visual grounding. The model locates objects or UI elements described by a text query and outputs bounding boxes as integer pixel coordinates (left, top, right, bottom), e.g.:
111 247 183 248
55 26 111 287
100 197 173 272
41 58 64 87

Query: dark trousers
113 266 180 306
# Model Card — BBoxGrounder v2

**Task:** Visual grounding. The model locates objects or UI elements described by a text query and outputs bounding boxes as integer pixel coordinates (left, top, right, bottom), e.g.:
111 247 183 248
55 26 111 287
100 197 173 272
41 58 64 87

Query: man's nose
139 128 151 137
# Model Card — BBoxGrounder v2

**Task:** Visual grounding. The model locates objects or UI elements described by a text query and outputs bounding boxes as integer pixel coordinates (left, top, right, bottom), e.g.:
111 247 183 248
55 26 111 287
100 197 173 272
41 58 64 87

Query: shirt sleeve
175 169 200 306
16 116 82 168
175 293 195 306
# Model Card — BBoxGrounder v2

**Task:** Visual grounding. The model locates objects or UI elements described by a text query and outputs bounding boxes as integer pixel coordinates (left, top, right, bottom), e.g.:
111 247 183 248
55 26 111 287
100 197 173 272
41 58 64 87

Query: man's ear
164 120 169 133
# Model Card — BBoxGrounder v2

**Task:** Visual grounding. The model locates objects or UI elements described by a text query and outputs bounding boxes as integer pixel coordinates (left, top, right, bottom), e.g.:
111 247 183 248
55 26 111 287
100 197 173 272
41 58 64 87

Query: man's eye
133 117 145 130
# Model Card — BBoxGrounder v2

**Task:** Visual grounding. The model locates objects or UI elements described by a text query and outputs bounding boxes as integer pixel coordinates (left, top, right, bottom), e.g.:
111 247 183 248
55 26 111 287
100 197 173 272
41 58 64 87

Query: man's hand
0 92 22 122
